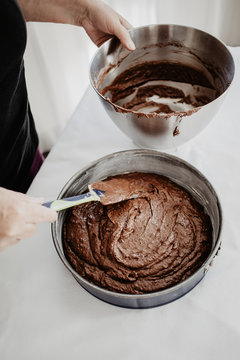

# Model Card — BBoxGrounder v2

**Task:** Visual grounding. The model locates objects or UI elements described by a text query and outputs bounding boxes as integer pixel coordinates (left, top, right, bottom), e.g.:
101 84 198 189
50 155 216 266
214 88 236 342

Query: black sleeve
0 0 38 191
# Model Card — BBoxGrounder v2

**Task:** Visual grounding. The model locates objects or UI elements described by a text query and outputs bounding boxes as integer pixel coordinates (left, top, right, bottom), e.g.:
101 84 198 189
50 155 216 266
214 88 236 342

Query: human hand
79 0 135 50
0 187 57 251
17 0 135 51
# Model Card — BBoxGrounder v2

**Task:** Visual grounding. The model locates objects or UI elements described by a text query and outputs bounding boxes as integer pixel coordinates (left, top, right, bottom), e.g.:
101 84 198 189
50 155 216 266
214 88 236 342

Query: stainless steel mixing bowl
90 24 235 150
52 150 222 308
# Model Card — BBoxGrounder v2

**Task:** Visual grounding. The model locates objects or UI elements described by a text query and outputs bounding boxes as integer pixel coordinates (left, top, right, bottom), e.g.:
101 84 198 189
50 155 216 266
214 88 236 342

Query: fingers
82 18 109 46
81 3 135 51
119 16 132 31
0 188 58 251
114 23 135 51
28 197 45 204
14 193 57 222
108 12 135 51
27 203 57 223
10 192 57 223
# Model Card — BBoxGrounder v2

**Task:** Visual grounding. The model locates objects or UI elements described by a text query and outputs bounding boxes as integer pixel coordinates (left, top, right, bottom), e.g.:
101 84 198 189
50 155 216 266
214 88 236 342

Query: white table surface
1 47 240 360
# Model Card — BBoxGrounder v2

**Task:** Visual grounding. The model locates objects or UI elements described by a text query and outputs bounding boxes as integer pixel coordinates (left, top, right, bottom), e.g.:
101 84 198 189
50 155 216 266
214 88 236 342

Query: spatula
43 188 105 212
43 175 141 212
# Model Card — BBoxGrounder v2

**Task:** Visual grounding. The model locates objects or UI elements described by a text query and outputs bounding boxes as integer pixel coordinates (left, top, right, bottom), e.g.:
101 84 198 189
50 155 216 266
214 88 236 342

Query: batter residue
63 173 212 294
101 61 217 115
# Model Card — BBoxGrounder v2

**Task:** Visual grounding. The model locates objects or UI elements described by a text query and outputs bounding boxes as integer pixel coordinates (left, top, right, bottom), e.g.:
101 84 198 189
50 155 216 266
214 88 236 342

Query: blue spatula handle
43 189 104 212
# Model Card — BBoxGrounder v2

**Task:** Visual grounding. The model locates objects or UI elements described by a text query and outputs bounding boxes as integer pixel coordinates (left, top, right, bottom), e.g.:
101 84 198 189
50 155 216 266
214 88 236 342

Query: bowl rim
89 23 235 116
51 149 223 300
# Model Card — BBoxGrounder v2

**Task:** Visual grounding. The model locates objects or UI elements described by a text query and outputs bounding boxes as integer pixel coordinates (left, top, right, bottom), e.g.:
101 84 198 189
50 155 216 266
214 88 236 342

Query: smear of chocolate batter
63 173 212 294
173 126 180 136
100 61 217 117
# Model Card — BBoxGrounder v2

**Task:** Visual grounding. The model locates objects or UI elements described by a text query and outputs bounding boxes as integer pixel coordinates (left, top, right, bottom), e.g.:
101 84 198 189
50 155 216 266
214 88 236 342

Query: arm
0 188 57 251
17 0 135 50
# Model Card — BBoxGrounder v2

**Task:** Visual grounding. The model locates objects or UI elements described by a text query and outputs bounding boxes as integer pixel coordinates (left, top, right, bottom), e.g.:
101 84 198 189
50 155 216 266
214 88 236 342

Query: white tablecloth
1 47 240 360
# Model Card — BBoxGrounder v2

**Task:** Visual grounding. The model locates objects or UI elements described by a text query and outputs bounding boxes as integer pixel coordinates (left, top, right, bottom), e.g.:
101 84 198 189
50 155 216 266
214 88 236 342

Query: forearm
17 0 90 25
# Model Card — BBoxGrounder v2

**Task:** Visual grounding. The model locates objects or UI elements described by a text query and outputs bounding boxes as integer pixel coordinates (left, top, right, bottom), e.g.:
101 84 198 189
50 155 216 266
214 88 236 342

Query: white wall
24 0 240 152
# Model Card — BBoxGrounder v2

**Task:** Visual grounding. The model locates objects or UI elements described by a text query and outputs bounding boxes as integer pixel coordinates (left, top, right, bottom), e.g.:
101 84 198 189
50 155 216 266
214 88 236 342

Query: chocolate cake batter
100 61 218 116
63 173 212 294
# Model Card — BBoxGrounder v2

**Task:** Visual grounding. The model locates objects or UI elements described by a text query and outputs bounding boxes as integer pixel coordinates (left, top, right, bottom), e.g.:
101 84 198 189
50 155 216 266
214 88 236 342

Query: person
0 0 135 251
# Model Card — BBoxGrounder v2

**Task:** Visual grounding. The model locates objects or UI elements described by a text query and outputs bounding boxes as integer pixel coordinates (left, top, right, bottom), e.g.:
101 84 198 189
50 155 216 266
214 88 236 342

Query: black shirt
0 0 38 191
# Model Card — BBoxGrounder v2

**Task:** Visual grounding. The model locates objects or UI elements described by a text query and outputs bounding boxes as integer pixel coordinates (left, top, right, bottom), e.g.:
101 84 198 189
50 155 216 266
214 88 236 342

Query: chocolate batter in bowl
90 25 235 149
52 150 222 308
63 173 212 295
